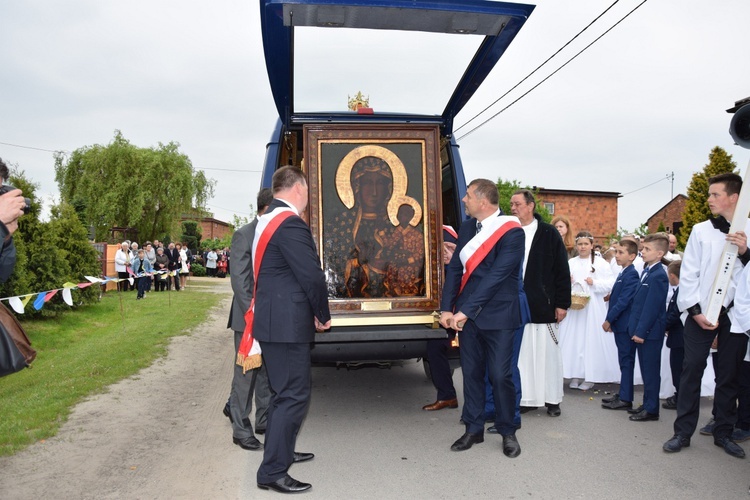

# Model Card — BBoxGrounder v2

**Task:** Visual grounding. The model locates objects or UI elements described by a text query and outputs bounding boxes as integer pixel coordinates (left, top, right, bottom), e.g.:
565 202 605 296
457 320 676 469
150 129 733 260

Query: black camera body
0 185 31 215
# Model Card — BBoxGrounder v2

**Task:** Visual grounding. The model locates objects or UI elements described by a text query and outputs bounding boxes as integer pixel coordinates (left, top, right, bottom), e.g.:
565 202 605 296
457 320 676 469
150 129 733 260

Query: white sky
1 0 749 232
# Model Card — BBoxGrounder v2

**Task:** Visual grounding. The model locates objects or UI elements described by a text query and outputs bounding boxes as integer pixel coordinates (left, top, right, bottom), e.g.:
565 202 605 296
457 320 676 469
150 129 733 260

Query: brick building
646 194 687 236
535 188 621 245
180 215 231 241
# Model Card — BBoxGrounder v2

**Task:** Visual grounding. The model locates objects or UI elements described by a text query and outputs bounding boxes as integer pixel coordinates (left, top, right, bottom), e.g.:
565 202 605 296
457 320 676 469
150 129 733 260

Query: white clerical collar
477 208 501 225
274 197 299 216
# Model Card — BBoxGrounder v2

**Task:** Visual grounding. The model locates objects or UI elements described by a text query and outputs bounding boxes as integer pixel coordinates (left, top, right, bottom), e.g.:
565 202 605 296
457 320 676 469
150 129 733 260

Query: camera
0 185 31 215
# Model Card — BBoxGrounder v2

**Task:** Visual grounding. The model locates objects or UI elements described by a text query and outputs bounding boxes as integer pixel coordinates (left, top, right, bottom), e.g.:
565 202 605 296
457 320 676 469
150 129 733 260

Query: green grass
0 283 229 456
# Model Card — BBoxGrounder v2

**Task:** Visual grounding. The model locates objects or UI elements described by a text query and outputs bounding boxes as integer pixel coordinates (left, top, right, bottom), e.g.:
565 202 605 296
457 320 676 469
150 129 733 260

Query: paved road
1 281 747 499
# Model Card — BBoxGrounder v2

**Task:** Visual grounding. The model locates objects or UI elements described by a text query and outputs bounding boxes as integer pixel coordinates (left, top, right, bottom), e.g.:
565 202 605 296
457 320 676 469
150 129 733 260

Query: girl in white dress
559 231 619 391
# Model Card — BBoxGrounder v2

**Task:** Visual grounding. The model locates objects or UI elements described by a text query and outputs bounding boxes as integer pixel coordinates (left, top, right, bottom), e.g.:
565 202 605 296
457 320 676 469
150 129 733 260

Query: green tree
46 202 102 306
679 146 738 248
495 178 552 223
180 220 202 253
54 131 216 243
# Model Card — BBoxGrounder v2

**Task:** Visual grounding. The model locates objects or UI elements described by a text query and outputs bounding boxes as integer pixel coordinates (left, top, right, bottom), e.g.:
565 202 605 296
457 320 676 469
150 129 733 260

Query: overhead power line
456 0 649 141
621 174 670 196
455 0 622 134
0 139 260 173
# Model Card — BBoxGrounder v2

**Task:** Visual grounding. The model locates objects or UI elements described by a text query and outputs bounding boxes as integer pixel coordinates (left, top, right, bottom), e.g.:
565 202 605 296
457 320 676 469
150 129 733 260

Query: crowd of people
423 173 749 462
113 240 194 297
220 169 749 494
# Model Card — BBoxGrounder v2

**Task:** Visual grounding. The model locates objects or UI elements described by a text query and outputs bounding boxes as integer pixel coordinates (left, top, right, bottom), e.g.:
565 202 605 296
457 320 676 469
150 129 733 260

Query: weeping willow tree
54 131 215 242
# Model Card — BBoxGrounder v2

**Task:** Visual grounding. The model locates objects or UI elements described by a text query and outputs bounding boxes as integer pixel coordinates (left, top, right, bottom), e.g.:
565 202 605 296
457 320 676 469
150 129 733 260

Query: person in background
114 242 132 293
166 243 181 291
551 215 577 258
206 248 218 277
662 260 684 410
559 231 617 392
131 249 153 300
179 243 190 289
154 246 169 292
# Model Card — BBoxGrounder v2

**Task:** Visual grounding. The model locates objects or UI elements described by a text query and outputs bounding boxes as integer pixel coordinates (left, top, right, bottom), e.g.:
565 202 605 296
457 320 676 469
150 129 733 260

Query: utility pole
670 171 674 199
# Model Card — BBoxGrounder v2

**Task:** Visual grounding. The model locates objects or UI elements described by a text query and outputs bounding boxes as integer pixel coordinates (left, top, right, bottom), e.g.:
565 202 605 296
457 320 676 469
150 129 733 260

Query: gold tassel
236 353 262 374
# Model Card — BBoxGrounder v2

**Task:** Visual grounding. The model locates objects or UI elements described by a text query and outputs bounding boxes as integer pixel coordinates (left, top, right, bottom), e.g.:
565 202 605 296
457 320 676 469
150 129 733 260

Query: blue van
257 0 535 363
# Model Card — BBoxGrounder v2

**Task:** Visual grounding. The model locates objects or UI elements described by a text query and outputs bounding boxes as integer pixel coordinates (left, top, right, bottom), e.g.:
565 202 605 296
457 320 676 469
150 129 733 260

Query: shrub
191 263 206 277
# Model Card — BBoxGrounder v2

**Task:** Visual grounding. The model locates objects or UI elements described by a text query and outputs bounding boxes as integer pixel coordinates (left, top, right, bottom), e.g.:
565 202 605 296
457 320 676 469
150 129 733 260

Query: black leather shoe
629 409 659 421
233 436 262 450
546 403 561 417
601 394 618 404
487 426 498 434
293 452 315 463
519 406 535 414
502 434 521 458
223 402 233 423
627 405 645 415
258 475 311 493
602 396 632 410
714 437 746 458
451 432 484 451
663 434 690 453
662 395 677 410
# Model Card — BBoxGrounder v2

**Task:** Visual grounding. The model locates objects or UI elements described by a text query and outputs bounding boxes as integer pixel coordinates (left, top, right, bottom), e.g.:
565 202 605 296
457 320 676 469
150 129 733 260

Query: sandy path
0 281 251 499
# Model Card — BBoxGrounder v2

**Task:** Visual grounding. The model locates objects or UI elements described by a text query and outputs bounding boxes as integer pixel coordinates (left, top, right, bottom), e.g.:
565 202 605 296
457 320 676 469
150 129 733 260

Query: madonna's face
359 172 391 213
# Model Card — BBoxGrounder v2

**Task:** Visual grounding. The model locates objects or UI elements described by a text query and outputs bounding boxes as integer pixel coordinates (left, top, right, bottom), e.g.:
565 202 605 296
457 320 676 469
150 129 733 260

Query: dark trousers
712 328 748 439
230 331 271 437
669 346 684 395
614 331 637 402
426 332 456 401
117 271 129 292
136 276 149 298
636 338 663 414
155 274 167 291
737 361 750 431
484 323 524 427
459 321 516 436
257 341 311 484
674 314 748 439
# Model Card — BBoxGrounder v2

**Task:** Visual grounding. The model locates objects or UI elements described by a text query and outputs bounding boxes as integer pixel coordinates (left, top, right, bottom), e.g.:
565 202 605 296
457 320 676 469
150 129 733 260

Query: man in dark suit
253 166 331 494
165 243 180 291
440 178 525 458
663 260 684 410
225 188 273 450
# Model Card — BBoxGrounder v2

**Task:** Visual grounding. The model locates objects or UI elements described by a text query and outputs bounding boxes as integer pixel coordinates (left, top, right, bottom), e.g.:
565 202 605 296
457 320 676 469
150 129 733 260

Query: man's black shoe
293 452 314 463
714 437 746 458
502 434 521 458
257 475 311 493
546 403 561 417
627 405 645 415
233 436 262 450
519 406 535 414
662 395 677 410
601 394 618 404
451 432 484 451
601 395 632 410
629 409 659 422
663 434 690 453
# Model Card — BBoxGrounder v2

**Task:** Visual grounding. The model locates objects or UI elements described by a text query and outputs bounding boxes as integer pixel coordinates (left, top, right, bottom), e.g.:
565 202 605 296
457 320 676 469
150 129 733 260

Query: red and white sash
458 215 521 293
236 207 296 373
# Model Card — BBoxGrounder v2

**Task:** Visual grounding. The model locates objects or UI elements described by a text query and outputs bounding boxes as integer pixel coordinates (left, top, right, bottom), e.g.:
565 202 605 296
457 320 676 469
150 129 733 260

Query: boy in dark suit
628 233 669 422
663 260 683 410
601 239 640 410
